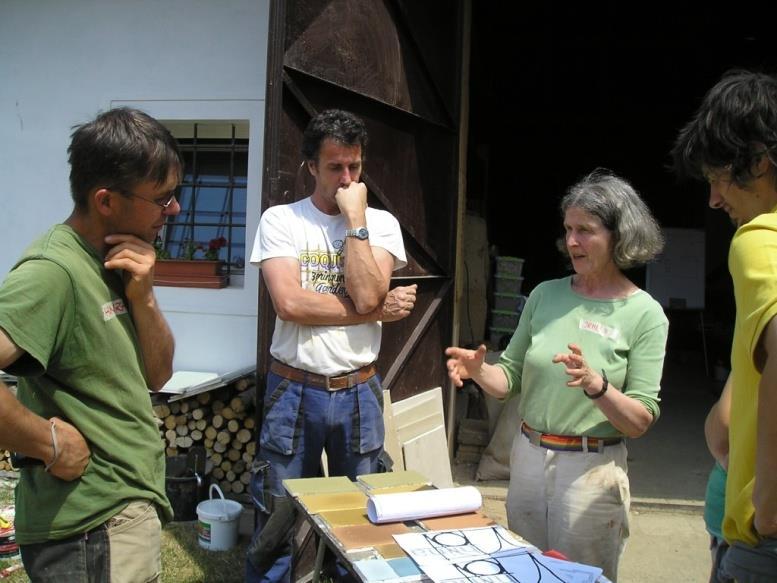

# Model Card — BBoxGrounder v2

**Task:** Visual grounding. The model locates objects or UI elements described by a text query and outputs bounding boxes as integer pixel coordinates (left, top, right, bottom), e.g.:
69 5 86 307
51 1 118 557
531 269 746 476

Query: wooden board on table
297 491 367 514
382 389 404 470
283 476 359 497
402 425 453 488
331 522 412 552
418 511 495 530
358 469 430 490
319 508 372 527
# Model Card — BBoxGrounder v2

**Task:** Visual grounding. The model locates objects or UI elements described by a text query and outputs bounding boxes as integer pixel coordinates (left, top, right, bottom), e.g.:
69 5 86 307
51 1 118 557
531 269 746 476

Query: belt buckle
324 375 331 391
583 437 604 454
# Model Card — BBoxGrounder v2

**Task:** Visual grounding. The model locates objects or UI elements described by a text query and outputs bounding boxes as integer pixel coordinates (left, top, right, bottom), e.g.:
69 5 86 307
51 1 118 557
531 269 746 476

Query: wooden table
283 472 501 582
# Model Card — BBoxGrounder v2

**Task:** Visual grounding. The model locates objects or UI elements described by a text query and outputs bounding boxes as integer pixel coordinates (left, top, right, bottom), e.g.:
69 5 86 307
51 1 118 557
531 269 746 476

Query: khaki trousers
506 430 630 582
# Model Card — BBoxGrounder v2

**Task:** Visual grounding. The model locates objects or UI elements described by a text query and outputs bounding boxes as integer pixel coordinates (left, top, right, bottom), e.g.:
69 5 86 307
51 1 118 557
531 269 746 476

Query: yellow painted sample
283 476 359 497
372 542 408 559
320 508 371 527
357 470 430 490
298 491 367 514
368 483 435 496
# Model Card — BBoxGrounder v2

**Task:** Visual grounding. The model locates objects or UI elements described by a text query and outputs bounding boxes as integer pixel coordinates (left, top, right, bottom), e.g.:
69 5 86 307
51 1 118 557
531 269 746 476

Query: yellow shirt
724 207 777 545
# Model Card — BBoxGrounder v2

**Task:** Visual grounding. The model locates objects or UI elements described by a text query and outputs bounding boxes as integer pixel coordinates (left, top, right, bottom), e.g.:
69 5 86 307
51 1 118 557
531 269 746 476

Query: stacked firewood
0 450 12 472
455 418 490 465
0 382 15 472
152 376 257 497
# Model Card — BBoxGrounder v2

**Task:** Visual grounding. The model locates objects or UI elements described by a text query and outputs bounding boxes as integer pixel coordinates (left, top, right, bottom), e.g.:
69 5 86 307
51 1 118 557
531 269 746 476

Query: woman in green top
446 169 668 582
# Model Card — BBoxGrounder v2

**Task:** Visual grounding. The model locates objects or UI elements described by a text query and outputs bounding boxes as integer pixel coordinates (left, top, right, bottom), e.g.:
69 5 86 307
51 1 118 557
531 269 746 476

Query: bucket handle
209 483 226 501
209 483 229 516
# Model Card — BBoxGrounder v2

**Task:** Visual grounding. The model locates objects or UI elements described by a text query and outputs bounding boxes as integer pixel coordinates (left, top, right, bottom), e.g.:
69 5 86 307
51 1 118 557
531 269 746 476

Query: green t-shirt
0 224 172 544
496 276 668 438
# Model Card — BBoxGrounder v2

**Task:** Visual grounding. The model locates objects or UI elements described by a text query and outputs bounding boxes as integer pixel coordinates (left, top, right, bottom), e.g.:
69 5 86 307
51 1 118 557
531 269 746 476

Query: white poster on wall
646 228 705 310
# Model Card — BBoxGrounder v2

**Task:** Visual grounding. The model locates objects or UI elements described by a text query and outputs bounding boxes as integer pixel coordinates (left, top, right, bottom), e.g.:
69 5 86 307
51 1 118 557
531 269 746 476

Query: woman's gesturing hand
552 343 603 395
445 344 487 388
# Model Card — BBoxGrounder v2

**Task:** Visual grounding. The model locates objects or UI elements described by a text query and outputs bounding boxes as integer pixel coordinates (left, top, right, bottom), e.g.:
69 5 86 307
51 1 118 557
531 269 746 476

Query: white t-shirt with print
249 196 406 375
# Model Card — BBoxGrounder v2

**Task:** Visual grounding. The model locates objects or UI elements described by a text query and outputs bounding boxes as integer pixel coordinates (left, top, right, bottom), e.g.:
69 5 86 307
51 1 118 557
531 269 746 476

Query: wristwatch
345 226 369 240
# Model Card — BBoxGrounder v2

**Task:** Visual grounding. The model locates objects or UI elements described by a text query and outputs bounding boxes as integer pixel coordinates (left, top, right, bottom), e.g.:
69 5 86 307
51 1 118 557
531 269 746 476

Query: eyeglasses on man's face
115 187 180 209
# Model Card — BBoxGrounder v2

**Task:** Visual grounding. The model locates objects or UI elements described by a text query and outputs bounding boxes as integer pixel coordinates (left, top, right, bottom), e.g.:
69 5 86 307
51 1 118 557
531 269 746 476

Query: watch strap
585 369 609 400
345 226 369 239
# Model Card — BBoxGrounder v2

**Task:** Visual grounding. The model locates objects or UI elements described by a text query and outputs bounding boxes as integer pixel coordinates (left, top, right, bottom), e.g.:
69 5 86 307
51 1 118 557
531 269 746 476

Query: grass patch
0 477 249 582
160 521 248 583
0 476 24 582
0 477 14 508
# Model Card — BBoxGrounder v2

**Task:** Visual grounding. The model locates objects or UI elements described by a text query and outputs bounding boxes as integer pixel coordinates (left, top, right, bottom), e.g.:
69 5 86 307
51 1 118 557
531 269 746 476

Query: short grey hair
558 169 664 269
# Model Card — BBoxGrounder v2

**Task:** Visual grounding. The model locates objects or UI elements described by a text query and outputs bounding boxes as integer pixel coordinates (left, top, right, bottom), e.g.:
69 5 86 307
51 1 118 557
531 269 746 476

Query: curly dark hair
301 109 368 162
672 69 777 186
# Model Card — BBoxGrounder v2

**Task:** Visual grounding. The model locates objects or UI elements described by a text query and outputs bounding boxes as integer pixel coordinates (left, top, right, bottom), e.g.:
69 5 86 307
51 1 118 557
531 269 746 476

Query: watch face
347 227 369 240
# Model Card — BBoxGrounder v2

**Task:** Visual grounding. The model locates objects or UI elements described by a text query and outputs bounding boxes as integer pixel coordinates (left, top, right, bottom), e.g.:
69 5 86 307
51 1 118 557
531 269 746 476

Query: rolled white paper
366 486 482 524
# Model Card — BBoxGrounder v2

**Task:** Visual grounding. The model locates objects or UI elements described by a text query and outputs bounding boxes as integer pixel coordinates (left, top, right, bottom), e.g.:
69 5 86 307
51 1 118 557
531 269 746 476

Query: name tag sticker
102 299 128 321
578 319 619 340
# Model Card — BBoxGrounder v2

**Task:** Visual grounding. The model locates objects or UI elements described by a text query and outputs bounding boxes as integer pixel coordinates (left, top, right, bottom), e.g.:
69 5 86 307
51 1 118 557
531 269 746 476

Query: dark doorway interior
467 4 772 375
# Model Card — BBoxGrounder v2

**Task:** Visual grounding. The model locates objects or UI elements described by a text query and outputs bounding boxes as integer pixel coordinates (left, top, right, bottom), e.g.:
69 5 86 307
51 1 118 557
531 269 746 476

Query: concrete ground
455 352 720 583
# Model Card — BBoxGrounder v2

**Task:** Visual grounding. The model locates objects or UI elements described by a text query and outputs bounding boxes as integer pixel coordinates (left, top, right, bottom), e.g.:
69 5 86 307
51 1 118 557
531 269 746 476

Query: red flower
204 236 228 261
208 236 227 251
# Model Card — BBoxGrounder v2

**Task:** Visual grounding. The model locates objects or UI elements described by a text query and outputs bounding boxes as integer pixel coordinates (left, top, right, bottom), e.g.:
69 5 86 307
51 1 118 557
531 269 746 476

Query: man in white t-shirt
246 109 417 582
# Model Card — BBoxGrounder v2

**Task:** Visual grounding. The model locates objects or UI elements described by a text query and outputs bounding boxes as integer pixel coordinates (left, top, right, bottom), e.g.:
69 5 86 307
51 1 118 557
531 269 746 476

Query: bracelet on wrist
585 369 609 400
44 419 60 472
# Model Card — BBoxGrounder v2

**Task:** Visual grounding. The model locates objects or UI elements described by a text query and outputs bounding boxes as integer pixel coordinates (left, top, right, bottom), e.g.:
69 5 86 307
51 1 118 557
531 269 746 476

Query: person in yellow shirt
673 69 777 582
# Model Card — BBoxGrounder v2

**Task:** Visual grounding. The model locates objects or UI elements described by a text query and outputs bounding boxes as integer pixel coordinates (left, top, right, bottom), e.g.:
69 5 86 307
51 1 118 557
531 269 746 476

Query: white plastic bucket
196 484 243 551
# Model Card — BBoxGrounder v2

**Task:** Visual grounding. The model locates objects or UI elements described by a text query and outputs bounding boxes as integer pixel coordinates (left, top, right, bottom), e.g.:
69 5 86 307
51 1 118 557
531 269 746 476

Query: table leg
312 536 326 583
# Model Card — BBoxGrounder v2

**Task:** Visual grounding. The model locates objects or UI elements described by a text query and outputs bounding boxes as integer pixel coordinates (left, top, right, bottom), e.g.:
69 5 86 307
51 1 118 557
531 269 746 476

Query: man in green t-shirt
673 69 777 582
0 107 181 582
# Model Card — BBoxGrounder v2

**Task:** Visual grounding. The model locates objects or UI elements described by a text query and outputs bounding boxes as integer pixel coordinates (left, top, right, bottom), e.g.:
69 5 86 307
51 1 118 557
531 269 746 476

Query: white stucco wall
0 0 269 374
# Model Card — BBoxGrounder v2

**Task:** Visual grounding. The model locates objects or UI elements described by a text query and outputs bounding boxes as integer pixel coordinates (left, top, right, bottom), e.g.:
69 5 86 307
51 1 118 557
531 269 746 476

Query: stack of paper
367 486 482 524
394 526 604 583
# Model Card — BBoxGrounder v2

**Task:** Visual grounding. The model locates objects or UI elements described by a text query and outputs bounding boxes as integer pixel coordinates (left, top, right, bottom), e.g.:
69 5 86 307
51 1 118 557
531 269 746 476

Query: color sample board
330 522 412 552
358 469 431 490
352 556 425 582
320 508 372 527
417 511 495 531
297 491 367 514
372 542 408 559
369 484 434 496
283 475 360 497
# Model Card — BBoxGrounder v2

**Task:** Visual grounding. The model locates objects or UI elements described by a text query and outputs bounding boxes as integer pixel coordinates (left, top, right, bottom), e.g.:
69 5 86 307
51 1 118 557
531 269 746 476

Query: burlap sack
475 393 520 481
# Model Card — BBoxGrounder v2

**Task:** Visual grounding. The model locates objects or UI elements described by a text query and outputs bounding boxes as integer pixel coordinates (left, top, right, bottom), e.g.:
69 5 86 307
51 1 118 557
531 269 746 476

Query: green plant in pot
153 237 229 289
154 239 172 260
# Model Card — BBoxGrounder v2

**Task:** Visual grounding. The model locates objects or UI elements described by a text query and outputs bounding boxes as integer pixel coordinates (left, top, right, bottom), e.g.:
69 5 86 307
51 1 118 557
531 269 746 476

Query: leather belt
269 359 377 391
521 421 623 454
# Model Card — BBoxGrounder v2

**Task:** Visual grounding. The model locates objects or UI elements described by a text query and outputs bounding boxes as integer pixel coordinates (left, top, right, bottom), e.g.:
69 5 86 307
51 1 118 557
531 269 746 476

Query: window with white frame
158 120 249 286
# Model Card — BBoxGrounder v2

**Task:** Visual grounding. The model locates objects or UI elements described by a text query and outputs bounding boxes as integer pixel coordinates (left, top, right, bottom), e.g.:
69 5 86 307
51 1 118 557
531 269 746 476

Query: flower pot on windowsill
153 259 228 289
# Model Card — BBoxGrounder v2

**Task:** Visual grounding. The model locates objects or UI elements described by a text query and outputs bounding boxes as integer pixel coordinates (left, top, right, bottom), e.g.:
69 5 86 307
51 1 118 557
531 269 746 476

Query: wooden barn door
258 0 467 408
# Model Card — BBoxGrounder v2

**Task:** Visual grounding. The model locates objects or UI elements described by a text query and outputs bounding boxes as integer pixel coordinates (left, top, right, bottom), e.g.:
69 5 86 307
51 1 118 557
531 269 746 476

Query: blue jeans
710 535 733 583
21 526 110 583
245 371 385 583
718 537 777 583
20 500 161 583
